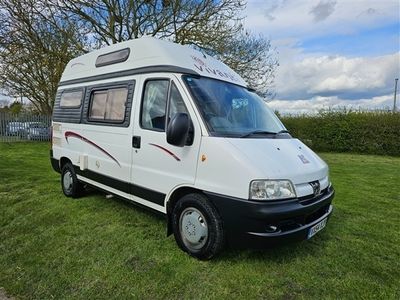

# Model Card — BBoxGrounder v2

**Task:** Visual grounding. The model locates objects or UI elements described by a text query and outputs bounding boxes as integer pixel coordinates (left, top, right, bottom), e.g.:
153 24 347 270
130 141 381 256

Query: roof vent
95 48 130 67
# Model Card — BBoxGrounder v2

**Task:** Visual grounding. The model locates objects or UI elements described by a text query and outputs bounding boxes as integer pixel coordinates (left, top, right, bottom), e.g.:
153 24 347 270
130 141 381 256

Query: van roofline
58 65 199 87
60 37 247 87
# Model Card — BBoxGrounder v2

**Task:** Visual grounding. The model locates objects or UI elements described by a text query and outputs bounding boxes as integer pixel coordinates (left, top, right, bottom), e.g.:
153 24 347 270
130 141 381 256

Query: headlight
249 180 296 200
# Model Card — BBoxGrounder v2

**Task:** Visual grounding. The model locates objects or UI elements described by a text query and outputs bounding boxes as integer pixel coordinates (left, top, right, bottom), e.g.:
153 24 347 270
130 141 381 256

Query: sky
244 0 400 113
0 90 11 108
1 1 399 114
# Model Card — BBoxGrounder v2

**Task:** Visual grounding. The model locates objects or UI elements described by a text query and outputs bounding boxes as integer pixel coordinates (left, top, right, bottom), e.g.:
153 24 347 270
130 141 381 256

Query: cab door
130 74 201 212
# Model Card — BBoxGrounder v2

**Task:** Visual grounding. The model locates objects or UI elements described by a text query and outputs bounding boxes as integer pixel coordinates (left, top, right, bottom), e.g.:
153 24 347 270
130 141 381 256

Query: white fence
0 112 51 142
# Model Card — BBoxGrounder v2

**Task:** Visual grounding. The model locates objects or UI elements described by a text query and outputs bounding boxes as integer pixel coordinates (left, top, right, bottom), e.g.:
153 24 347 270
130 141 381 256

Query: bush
281 110 400 156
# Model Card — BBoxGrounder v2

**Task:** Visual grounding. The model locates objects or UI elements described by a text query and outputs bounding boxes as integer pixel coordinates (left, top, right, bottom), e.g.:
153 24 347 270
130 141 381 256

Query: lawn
0 143 399 299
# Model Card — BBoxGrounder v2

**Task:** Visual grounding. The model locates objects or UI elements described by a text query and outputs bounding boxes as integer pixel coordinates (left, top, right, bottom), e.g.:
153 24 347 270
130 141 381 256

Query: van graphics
298 154 310 164
149 143 181 161
191 55 239 83
64 131 121 167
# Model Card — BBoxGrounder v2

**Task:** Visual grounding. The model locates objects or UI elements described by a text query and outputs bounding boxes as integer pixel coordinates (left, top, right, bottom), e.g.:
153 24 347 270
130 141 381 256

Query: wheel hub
179 208 208 250
63 171 73 192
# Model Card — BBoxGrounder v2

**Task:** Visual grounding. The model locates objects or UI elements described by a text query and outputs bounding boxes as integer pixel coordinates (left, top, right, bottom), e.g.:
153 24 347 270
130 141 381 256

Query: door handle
132 136 141 148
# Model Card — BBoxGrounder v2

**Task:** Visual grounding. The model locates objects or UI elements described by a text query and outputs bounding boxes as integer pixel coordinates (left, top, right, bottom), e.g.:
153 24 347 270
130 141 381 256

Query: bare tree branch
0 0 278 114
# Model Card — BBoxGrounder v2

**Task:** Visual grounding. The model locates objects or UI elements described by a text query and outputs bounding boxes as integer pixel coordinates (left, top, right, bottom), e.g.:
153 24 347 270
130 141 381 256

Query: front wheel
61 163 84 198
172 193 224 260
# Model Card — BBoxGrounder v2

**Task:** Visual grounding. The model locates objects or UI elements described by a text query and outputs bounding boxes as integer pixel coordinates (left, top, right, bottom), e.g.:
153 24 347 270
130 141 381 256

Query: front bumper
205 185 335 248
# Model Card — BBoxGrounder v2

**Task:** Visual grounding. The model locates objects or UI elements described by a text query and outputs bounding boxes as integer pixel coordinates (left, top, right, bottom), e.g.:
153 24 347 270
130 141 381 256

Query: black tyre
61 163 84 198
172 193 224 260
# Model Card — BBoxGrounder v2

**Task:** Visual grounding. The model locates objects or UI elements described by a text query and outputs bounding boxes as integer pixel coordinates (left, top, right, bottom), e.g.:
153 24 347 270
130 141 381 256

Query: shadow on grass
83 186 166 221
81 186 333 264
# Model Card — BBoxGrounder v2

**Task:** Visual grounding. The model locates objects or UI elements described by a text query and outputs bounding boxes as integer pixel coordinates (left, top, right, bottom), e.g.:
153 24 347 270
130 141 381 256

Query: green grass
1 143 399 299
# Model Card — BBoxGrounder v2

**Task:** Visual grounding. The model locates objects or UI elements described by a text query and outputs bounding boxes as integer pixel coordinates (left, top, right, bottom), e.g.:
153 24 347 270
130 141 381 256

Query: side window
106 88 128 121
60 90 83 108
168 82 189 124
89 91 107 119
89 87 128 122
141 80 169 131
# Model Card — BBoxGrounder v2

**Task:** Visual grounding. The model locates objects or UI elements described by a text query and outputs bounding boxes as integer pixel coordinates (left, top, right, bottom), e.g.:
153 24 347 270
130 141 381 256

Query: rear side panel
52 79 137 202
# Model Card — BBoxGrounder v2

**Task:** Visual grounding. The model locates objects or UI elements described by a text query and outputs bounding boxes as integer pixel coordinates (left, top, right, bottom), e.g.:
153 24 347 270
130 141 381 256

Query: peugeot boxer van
50 37 334 259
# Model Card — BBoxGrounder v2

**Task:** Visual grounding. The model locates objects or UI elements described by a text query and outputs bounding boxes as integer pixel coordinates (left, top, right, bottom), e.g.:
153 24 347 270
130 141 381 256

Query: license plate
308 218 327 239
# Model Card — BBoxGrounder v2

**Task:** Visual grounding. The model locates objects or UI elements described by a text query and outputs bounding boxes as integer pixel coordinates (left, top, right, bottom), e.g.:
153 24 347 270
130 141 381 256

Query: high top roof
60 37 247 87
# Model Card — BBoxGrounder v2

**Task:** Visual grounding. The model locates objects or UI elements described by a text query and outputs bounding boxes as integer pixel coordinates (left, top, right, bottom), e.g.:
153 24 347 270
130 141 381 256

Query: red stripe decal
149 143 181 161
64 131 121 167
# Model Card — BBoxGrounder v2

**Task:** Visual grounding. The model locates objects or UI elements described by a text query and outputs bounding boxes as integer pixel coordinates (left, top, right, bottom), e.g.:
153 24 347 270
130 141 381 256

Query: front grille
304 204 330 224
262 186 333 234
298 187 329 205
267 204 330 233
278 218 303 231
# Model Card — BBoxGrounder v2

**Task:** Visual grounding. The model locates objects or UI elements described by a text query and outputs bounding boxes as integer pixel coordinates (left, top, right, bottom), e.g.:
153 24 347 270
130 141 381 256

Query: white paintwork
61 37 246 87
226 138 329 197
53 37 330 215
130 74 201 202
79 154 88 170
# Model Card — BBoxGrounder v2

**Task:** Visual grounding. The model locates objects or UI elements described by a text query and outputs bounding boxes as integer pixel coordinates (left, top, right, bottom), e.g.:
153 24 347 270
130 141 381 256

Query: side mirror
167 113 190 147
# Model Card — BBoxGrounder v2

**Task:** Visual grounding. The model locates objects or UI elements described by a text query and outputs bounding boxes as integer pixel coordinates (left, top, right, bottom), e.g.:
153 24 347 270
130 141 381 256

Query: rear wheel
172 193 224 260
61 163 84 198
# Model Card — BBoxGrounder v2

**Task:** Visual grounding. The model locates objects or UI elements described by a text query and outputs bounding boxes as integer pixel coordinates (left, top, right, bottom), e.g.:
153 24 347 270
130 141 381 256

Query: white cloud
275 52 400 100
244 0 399 39
309 0 337 22
267 94 396 115
243 0 399 113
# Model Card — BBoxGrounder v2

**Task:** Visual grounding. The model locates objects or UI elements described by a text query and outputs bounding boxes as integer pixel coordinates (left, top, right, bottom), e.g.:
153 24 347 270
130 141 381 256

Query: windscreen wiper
277 130 290 134
239 130 277 138
239 129 291 138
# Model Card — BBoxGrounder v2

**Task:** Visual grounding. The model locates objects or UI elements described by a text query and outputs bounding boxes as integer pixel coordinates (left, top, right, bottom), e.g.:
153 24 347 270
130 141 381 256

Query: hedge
280 111 400 156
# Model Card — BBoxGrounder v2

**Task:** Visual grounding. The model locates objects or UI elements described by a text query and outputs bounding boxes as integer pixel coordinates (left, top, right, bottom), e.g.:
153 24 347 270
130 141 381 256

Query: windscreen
183 76 286 137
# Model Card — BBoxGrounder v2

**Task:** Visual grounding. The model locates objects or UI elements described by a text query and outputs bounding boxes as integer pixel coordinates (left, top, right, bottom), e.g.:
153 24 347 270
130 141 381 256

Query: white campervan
50 37 334 259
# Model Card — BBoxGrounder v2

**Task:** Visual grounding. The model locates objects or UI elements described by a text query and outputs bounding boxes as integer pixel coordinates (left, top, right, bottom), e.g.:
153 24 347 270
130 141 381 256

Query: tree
0 0 85 115
202 32 278 97
52 0 277 95
0 0 277 113
9 101 23 115
0 106 10 113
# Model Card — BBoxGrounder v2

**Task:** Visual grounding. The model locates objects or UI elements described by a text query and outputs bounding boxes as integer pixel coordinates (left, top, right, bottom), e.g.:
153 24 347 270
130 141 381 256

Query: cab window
168 82 189 124
141 80 169 131
141 80 190 132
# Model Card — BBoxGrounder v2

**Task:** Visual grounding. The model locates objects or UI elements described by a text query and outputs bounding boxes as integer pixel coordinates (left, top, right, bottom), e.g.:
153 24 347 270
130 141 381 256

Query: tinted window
60 90 83 108
89 87 128 122
141 80 169 131
89 91 107 119
105 88 128 121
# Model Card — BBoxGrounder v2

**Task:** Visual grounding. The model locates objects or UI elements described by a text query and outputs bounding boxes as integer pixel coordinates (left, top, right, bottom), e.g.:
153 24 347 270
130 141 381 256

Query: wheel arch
59 156 72 170
166 186 207 236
